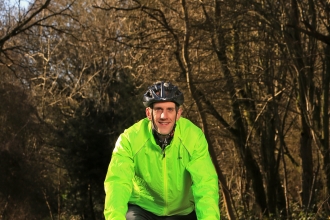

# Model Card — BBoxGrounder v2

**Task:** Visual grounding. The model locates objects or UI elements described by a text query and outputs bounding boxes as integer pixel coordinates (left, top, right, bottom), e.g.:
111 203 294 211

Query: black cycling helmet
143 81 184 107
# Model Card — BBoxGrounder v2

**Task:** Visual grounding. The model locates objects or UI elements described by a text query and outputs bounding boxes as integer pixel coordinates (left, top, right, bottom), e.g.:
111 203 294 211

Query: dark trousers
126 204 197 220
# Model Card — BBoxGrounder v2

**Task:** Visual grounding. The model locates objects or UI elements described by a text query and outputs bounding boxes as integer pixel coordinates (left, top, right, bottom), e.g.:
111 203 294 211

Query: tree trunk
286 0 315 210
321 45 330 210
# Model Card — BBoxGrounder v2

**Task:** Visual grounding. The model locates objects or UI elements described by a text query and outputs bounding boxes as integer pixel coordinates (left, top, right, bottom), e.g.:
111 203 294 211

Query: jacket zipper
161 139 168 214
163 151 168 215
161 139 167 158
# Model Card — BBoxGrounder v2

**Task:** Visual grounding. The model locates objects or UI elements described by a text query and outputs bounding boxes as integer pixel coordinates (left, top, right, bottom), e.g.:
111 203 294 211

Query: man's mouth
159 122 170 126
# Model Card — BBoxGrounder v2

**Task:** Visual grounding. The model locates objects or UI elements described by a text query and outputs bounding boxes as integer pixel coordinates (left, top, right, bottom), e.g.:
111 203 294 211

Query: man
104 81 220 220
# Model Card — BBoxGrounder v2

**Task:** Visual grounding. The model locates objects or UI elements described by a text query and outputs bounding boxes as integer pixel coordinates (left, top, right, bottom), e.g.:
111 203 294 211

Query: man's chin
157 130 171 136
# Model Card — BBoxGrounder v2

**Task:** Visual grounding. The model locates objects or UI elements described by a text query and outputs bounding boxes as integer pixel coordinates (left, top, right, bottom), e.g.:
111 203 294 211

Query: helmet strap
151 109 177 148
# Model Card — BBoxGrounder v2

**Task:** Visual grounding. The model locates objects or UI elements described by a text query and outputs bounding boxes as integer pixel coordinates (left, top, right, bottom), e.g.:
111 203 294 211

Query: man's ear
146 107 152 120
176 107 183 121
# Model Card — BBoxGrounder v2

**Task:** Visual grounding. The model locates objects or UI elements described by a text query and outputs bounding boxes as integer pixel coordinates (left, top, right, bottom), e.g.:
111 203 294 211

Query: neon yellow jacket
104 117 220 219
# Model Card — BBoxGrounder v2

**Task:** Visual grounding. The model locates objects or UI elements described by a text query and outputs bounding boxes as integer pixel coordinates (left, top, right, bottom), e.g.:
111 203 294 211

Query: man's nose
160 111 167 118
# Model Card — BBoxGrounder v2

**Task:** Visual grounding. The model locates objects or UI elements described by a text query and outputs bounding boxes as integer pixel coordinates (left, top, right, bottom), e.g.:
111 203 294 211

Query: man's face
146 102 182 135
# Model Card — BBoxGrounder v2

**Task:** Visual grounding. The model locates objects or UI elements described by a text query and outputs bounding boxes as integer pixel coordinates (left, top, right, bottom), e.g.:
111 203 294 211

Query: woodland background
0 0 330 219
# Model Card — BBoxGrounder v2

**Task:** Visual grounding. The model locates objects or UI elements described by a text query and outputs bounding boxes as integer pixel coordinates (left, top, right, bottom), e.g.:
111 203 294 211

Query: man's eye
168 109 174 112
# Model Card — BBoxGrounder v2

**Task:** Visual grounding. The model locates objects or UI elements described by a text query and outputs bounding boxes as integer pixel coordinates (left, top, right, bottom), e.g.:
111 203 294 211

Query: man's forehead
153 102 176 108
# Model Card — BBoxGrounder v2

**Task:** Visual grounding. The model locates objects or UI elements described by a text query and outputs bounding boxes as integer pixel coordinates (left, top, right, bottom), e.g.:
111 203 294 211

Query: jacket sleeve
186 131 220 220
104 133 134 220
